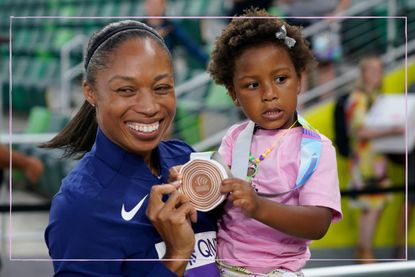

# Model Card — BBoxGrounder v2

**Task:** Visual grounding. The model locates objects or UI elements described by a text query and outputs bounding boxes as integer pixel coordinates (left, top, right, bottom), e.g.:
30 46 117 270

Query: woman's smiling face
231 43 301 130
84 37 175 158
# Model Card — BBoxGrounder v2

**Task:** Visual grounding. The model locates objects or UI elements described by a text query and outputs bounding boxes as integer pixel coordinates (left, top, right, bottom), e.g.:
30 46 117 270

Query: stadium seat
24 106 51 134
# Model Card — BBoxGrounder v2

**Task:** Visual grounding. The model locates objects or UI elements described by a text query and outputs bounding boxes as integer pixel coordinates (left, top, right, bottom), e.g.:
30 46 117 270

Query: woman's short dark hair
208 8 316 95
41 20 170 158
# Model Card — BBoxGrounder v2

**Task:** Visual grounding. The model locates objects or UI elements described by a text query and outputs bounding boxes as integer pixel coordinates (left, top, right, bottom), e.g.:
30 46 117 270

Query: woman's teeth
127 122 159 133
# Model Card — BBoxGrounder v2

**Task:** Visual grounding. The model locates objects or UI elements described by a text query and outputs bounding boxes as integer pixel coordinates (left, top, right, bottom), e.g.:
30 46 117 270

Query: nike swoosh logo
121 194 148 221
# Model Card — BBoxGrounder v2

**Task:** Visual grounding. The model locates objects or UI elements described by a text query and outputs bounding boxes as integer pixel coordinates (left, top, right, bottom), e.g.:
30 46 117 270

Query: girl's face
230 43 301 129
84 38 175 159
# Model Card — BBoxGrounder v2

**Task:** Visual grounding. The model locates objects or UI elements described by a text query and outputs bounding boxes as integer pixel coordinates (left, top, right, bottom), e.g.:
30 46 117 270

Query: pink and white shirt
217 121 342 273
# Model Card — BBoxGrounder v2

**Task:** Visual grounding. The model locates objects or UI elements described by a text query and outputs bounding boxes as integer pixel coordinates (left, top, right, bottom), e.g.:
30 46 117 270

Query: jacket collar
91 128 167 183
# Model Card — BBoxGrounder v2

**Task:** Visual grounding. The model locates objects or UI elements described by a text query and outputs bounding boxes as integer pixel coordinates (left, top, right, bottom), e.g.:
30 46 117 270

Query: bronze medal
179 157 228 211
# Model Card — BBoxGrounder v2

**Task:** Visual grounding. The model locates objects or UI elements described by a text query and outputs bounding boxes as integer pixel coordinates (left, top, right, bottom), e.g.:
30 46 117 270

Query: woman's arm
348 92 404 141
221 178 333 240
0 144 43 183
356 126 404 140
146 183 197 276
47 190 181 277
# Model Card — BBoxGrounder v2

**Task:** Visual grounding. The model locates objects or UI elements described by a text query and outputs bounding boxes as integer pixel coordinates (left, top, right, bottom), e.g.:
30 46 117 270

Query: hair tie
275 25 296 49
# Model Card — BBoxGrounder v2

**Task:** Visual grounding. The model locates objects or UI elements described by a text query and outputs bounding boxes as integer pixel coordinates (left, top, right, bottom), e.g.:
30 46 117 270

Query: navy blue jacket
45 129 219 276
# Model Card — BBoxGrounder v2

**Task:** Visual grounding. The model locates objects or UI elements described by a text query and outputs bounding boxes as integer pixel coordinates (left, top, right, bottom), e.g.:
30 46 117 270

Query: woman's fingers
146 183 178 219
170 180 182 189
149 183 177 200
168 165 183 182
147 184 196 223
162 190 191 213
147 181 182 205
162 182 197 223
171 201 198 223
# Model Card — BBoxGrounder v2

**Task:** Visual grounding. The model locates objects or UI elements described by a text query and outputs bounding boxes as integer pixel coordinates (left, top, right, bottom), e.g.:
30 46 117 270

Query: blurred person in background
280 0 350 93
0 36 44 189
0 144 44 187
144 0 208 67
144 0 210 138
281 0 351 24
227 0 274 17
345 56 404 262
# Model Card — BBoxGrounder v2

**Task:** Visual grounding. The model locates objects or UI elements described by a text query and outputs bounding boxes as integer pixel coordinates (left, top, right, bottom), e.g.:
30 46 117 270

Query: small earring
91 103 95 107
233 99 239 105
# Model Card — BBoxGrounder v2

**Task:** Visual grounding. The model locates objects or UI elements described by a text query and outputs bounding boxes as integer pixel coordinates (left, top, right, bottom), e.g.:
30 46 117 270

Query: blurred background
0 0 414 276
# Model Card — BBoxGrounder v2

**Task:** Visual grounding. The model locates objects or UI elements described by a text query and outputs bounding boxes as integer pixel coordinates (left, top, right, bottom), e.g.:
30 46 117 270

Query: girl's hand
220 178 261 218
146 182 197 275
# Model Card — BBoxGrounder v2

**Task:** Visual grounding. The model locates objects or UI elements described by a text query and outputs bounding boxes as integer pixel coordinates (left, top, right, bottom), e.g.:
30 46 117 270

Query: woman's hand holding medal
146 181 197 274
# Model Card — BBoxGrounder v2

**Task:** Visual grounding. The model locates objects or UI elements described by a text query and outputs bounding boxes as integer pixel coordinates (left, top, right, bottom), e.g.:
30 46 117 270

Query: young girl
208 9 342 276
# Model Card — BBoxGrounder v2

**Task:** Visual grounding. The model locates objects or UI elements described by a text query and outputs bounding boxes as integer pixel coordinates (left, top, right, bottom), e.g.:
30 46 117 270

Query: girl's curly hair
208 8 316 91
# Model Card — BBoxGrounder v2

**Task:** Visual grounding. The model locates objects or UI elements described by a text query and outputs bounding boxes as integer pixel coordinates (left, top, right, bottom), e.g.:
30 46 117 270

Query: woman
43 20 219 276
346 56 403 262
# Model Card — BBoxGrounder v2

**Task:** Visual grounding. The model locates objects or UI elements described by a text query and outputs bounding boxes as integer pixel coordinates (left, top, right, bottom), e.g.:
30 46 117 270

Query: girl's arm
253 197 333 240
221 178 333 240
